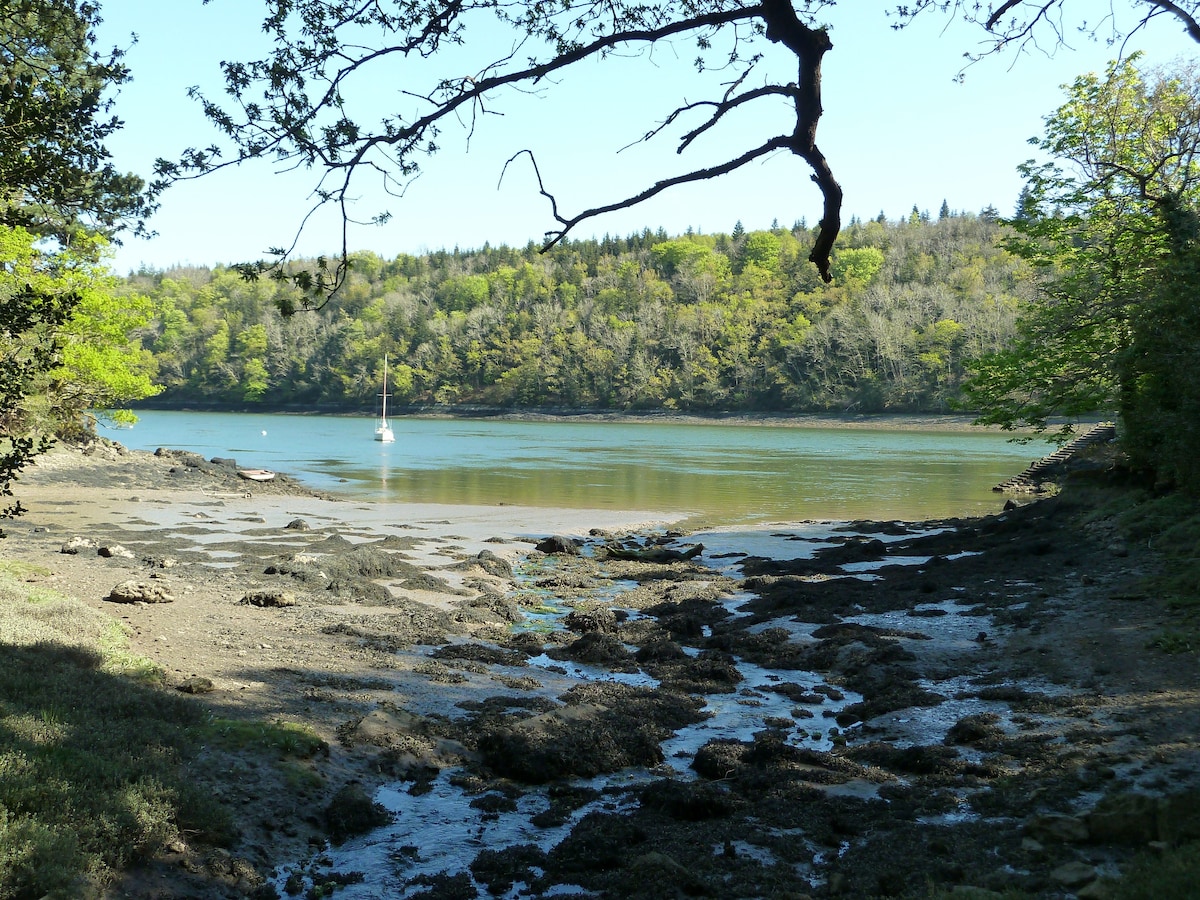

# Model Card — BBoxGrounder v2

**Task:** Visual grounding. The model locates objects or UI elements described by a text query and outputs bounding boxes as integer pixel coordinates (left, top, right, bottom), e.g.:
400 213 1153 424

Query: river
105 410 1038 527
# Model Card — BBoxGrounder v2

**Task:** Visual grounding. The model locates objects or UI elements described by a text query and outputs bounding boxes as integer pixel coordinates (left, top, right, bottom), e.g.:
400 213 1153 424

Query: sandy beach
4 439 1200 899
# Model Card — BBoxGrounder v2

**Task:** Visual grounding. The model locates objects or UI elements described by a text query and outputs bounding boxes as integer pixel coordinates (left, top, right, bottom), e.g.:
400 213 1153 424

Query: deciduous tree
963 56 1200 489
1 1 154 531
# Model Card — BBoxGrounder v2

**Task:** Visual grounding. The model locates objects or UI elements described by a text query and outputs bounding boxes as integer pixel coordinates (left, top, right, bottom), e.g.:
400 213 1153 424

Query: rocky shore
4 439 1199 899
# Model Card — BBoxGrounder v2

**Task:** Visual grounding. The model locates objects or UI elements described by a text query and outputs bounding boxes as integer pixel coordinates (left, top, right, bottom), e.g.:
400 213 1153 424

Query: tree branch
180 1 856 296
506 137 791 248
1139 0 1200 41
760 0 841 282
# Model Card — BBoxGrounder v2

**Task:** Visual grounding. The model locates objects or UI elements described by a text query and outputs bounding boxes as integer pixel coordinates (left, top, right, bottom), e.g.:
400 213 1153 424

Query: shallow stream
271 522 1031 899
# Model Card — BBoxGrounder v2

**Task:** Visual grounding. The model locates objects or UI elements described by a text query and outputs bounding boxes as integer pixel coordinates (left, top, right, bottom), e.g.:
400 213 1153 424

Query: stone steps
994 423 1117 493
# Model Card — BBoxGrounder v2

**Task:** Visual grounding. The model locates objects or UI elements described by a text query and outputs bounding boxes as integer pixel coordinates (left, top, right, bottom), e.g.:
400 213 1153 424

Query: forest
121 208 1033 416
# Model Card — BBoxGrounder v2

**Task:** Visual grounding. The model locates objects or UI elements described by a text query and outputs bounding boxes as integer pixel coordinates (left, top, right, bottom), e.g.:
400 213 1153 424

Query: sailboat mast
381 354 388 421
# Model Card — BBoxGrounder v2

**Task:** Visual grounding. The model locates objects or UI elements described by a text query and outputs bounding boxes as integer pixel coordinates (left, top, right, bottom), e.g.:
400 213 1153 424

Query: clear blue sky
97 2 1197 274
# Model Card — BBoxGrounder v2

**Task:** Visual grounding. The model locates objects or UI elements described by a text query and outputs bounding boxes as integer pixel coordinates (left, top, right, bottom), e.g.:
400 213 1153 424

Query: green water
110 411 1043 527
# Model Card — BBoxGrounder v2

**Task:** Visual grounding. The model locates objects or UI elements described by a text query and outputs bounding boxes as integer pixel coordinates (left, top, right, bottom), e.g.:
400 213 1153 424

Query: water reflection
111 411 1037 526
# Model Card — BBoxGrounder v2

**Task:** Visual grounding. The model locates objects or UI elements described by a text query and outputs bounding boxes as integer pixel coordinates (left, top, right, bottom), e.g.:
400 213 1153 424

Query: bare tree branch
1139 0 1200 41
173 1 854 301
506 137 790 248
760 0 841 280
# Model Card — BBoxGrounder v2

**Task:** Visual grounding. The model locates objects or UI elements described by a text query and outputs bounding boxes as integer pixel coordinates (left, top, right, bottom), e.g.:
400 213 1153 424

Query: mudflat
3 439 1199 899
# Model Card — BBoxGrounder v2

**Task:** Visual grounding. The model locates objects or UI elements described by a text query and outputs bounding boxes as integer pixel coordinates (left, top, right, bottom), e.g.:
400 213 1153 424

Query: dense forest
121 209 1034 415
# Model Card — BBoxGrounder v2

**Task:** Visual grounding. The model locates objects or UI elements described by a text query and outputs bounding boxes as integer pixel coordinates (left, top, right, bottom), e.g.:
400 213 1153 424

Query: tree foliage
124 212 1030 415
1 1 156 531
0 0 152 246
164 0 847 302
892 1 1200 66
0 231 73 531
963 56 1200 489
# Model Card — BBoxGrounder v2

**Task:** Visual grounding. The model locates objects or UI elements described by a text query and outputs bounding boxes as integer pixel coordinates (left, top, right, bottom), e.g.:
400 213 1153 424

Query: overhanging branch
504 137 792 249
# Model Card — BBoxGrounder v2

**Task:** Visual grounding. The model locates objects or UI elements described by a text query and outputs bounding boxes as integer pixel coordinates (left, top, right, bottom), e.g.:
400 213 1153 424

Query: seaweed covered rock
324 783 392 844
478 684 705 783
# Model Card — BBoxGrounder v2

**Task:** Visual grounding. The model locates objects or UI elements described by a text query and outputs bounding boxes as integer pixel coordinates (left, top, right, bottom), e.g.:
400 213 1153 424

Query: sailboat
374 354 396 442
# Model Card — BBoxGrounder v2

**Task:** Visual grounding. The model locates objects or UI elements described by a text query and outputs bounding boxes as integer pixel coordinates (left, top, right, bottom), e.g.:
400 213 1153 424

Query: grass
922 841 1200 899
1107 840 1200 899
0 560 319 898
1117 490 1200 650
1068 478 1200 651
201 716 328 759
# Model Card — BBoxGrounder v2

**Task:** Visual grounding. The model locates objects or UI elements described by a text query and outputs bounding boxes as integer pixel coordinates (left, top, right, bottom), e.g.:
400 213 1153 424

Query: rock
815 537 887 564
1076 880 1114 900
638 780 732 821
323 784 392 844
98 544 135 559
1086 793 1159 845
342 708 472 779
945 713 1003 745
61 536 97 554
454 594 523 625
472 549 513 578
156 448 205 467
1157 790 1200 845
106 580 175 603
284 518 310 531
826 872 849 895
1083 790 1200 847
210 456 238 468
240 589 298 608
1049 861 1097 889
535 535 580 555
629 851 709 895
604 543 705 563
177 676 215 694
478 685 705 783
345 708 426 746
634 639 689 663
327 578 394 604
548 632 632 665
1026 813 1089 843
564 606 618 634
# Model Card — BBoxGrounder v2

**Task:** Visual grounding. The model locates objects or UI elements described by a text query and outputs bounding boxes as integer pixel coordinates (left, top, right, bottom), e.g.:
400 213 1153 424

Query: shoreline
4 441 1199 898
128 402 1063 434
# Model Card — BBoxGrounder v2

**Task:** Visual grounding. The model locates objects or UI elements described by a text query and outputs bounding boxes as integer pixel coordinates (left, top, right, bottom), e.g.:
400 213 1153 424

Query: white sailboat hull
375 354 396 442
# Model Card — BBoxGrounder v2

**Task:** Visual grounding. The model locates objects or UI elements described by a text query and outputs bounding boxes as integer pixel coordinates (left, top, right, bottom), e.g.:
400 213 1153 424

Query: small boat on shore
237 468 276 482
375 354 396 443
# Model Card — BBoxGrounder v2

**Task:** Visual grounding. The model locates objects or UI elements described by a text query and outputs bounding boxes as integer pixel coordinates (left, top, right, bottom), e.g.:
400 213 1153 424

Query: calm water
103 411 1038 527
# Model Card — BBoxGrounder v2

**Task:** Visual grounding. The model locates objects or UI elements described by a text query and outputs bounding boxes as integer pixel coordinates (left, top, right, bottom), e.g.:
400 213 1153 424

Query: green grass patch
1108 840 1200 899
201 717 328 759
1123 493 1200 647
0 633 226 898
1149 630 1195 654
0 560 325 898
1069 481 1200 648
